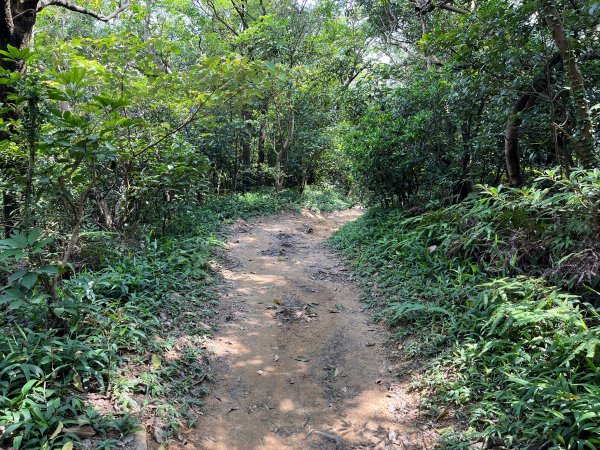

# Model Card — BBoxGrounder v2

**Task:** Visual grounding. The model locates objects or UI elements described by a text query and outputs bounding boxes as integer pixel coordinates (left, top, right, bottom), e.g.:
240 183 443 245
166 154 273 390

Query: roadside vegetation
0 187 351 448
328 0 600 447
331 172 600 448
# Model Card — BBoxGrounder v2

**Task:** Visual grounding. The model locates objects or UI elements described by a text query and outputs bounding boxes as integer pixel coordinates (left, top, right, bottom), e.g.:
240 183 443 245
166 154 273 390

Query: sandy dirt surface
179 209 437 450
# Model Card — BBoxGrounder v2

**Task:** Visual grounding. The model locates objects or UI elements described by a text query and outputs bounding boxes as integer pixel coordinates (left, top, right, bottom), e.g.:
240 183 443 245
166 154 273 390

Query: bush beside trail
331 173 600 449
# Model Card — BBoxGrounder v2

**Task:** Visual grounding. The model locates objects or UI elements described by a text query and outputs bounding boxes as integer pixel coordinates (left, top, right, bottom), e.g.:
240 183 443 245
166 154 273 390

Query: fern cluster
330 171 600 449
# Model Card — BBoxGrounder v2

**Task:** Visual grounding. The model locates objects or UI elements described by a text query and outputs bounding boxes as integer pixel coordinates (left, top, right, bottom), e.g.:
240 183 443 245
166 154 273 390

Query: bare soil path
181 209 436 449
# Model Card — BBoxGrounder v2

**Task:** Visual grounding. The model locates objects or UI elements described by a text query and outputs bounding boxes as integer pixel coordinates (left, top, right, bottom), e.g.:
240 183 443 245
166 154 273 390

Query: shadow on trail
178 209 437 450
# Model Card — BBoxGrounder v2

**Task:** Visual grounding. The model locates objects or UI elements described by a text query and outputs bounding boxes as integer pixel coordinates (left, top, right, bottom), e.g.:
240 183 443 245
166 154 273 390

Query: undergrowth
0 187 352 449
330 171 600 450
169 186 355 234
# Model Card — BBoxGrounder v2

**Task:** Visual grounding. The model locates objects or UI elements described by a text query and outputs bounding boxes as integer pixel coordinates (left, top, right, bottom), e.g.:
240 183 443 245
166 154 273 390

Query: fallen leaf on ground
154 426 165 443
63 426 96 438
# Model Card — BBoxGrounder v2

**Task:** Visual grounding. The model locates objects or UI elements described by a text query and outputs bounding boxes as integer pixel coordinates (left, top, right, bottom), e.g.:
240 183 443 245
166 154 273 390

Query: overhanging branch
414 0 469 15
36 0 130 22
438 3 468 14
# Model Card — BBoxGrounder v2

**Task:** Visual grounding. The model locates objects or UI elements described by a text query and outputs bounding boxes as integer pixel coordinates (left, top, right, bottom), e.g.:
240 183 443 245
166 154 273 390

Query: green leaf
0 288 26 305
50 421 64 439
13 435 23 450
21 379 37 395
20 272 39 290
93 95 130 109
0 45 33 62
7 299 25 311
0 248 26 259
8 269 27 282
37 265 59 275
26 228 42 245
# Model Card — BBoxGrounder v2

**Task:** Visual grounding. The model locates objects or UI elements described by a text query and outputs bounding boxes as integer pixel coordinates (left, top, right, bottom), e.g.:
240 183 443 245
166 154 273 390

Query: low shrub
330 171 600 449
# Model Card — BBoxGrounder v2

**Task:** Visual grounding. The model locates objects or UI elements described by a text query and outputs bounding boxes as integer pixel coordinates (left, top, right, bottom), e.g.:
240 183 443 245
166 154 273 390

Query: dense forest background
1 0 599 447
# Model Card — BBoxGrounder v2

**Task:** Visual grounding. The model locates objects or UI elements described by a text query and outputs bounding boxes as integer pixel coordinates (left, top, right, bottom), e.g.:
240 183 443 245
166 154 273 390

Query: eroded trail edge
183 209 436 449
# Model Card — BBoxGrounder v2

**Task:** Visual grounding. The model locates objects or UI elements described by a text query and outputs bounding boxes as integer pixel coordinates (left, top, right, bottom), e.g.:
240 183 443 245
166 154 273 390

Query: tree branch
438 3 469 14
36 0 130 22
415 0 469 15
196 0 239 36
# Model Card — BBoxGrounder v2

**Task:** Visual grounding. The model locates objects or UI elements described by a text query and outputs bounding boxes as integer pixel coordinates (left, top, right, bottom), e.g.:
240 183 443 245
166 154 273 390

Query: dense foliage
331 173 600 448
343 0 599 203
0 0 599 447
330 2 600 445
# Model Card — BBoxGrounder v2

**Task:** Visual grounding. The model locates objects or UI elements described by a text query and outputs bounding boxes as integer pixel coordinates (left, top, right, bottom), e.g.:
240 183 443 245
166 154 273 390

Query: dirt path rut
182 209 434 449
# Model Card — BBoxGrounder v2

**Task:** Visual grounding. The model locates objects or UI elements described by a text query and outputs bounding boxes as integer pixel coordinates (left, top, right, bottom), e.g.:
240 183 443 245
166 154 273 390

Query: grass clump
330 171 600 449
0 230 215 448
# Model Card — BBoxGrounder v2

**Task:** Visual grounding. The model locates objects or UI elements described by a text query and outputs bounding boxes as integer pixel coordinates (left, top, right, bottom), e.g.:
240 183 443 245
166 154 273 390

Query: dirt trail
182 209 436 449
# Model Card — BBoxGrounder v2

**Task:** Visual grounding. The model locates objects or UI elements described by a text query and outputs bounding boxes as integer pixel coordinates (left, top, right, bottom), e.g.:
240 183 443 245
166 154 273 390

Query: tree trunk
275 153 283 190
0 0 39 235
505 95 531 186
543 3 597 168
257 121 266 186
280 100 295 175
505 53 562 186
241 109 252 191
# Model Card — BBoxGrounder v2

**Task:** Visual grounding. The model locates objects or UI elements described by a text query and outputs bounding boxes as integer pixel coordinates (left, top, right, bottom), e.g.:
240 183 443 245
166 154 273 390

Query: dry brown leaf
63 426 96 438
154 426 166 443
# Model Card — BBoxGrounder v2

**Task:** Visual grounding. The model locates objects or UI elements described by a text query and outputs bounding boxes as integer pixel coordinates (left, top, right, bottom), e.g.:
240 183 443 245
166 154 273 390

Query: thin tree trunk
280 100 295 175
543 3 597 168
23 94 39 226
505 53 562 186
241 110 252 191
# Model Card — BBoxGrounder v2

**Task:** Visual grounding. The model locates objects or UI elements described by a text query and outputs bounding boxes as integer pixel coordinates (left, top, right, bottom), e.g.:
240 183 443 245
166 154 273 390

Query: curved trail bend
182 209 434 449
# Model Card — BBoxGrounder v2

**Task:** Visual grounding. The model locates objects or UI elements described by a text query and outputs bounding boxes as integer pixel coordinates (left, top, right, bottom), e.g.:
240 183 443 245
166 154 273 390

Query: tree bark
280 94 295 175
543 3 597 168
